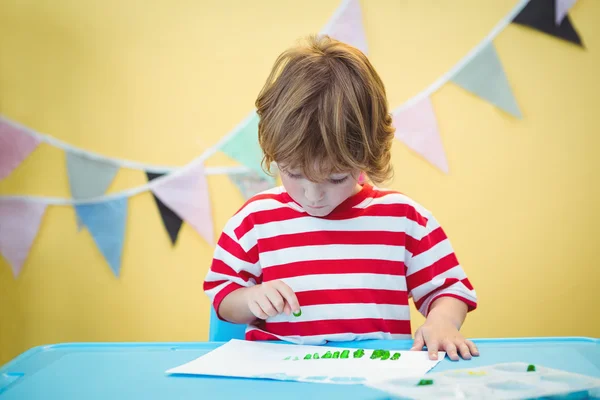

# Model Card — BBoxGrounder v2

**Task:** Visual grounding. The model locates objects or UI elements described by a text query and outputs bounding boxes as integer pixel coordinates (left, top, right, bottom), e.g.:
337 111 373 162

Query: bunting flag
556 0 578 25
146 172 184 245
220 111 272 183
0 119 41 180
67 152 119 229
75 198 128 277
229 171 273 200
450 43 522 118
512 0 584 47
393 97 448 174
149 163 214 245
0 199 47 278
320 0 368 55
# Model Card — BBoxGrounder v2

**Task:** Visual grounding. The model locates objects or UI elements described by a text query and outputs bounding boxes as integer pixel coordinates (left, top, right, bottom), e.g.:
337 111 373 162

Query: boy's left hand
410 315 479 361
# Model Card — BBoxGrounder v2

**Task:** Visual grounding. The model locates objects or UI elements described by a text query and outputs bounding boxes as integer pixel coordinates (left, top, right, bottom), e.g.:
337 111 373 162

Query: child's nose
304 183 325 203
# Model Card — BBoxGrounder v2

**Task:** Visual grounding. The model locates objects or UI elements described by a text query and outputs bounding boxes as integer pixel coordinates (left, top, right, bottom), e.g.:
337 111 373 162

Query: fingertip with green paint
292 309 302 317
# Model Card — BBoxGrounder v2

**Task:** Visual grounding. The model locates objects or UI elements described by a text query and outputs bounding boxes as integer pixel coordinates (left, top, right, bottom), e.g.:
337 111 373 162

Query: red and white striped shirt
203 183 477 345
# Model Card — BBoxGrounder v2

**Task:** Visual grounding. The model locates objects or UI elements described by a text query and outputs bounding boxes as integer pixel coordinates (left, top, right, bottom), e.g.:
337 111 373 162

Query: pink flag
0 199 47 278
321 0 368 55
0 119 42 180
150 163 214 245
556 0 577 24
392 97 449 173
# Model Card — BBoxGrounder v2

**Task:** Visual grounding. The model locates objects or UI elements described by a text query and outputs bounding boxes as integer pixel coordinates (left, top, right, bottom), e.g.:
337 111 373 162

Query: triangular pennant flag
450 42 522 118
150 163 214 245
66 152 119 230
320 0 368 55
512 0 583 47
392 97 448 173
556 0 578 25
146 172 184 245
220 111 273 183
75 198 127 277
0 199 47 278
229 171 273 200
0 119 42 181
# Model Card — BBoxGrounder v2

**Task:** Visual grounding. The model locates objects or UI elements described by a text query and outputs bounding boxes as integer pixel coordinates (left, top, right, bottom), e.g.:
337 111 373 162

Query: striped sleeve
405 210 477 317
203 217 262 321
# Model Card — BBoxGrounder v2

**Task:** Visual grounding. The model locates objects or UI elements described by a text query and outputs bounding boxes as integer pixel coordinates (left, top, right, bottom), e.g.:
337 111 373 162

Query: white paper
166 339 445 385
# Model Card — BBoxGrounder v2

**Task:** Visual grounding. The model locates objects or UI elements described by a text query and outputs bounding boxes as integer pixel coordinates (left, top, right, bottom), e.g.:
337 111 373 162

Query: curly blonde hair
255 34 395 185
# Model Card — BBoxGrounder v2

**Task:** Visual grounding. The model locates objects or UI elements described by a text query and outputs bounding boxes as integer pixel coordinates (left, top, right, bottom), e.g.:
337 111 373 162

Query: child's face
279 165 362 217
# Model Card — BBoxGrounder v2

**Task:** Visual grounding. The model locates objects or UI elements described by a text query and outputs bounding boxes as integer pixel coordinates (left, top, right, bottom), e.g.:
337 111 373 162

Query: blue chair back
208 307 247 341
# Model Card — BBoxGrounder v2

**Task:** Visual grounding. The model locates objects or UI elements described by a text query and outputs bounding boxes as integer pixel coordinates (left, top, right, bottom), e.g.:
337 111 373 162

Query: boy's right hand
246 280 300 320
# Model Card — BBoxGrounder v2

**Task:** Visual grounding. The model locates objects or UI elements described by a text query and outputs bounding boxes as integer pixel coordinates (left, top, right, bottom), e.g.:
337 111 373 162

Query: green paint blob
370 349 384 359
313 353 319 359
391 352 401 360
340 350 350 359
292 309 302 317
304 354 312 360
417 379 434 386
353 349 365 358
322 351 333 359
527 364 536 372
332 351 340 359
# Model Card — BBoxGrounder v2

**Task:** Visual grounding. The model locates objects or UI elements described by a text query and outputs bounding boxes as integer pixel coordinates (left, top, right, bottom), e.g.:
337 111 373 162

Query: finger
256 296 278 317
411 331 425 351
283 303 292 315
274 281 301 313
458 342 472 360
264 288 286 314
426 340 440 360
444 341 459 361
466 339 479 356
249 301 268 320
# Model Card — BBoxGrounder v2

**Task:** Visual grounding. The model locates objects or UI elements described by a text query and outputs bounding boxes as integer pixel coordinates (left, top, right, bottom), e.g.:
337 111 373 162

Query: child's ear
358 172 365 184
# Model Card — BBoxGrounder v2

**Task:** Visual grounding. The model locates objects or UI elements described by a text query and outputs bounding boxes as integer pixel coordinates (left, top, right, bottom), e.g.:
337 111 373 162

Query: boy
203 35 478 361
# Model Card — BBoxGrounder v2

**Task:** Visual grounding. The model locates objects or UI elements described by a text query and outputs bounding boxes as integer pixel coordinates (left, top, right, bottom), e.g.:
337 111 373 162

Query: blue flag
75 198 127 277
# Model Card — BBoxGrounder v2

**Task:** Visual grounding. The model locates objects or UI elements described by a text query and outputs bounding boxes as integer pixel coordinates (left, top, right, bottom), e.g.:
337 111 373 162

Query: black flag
512 0 583 47
146 172 184 245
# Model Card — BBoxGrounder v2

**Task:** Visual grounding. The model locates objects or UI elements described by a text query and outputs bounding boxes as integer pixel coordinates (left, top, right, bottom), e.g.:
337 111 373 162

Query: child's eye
286 171 302 179
329 176 349 184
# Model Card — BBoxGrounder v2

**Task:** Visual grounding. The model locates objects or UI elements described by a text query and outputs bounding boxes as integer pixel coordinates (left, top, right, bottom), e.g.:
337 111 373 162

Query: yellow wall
1 0 599 365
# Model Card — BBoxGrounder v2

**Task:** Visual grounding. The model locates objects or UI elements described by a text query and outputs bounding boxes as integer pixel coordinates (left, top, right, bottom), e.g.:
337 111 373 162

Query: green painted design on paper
288 348 401 361
417 379 434 386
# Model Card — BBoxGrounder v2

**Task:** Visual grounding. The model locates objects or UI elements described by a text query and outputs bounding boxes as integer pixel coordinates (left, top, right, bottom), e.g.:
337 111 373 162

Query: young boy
204 35 478 361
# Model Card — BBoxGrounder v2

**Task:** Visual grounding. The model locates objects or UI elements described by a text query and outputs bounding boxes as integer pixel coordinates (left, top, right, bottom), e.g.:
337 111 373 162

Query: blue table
1 337 598 399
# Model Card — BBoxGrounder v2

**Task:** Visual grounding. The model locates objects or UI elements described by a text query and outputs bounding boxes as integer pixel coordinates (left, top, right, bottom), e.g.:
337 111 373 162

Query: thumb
411 329 425 351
